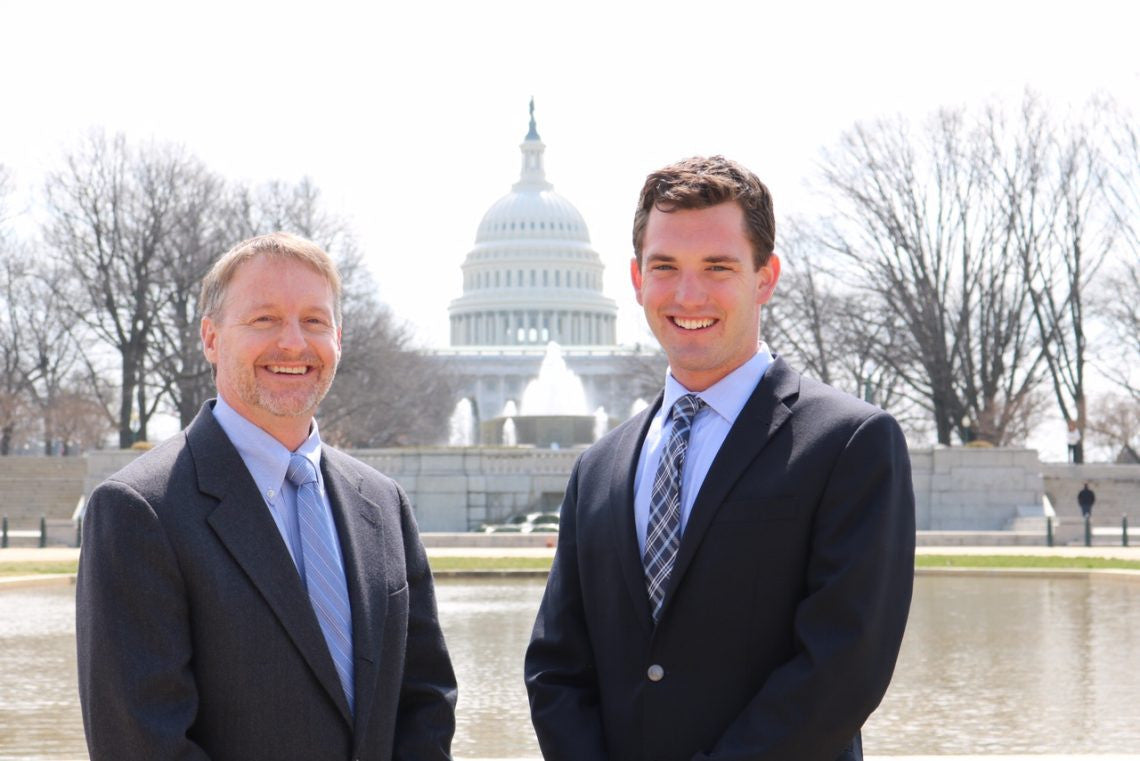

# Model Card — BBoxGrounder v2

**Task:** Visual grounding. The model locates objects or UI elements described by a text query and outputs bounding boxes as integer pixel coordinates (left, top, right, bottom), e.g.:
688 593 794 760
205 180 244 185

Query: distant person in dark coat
1078 483 1095 518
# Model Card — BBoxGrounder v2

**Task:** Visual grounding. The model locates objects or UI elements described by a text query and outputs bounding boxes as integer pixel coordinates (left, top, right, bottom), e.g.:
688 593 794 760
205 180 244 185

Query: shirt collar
212 395 324 497
662 343 774 425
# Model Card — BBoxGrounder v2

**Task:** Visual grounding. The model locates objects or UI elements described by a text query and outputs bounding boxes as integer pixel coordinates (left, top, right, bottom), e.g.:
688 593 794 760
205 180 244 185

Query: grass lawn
917 554 1140 571
0 561 79 577
428 556 553 572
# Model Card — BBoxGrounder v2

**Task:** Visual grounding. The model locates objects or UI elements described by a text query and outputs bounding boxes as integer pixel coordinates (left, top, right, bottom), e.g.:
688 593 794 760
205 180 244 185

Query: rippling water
1 575 1138 759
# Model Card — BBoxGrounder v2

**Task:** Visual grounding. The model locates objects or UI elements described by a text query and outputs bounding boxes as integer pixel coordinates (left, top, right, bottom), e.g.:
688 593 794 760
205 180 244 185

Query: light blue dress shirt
211 396 347 578
633 345 774 555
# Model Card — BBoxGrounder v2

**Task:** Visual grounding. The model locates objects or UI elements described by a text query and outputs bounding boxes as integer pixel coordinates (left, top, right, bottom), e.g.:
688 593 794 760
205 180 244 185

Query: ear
201 316 218 363
630 257 645 306
756 253 781 305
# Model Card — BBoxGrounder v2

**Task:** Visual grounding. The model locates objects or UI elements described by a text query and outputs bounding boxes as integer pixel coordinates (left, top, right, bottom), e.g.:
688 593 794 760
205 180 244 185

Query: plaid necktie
643 394 705 623
286 454 354 714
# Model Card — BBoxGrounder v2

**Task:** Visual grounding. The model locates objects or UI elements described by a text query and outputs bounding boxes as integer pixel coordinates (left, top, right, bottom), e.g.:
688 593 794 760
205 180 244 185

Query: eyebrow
645 252 744 264
240 303 334 317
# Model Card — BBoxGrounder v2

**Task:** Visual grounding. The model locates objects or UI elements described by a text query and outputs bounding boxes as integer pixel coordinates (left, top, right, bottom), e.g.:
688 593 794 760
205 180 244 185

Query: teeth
674 317 715 330
268 365 307 375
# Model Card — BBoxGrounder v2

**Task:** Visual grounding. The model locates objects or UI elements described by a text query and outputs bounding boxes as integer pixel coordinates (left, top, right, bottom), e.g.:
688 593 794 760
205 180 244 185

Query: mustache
259 354 325 367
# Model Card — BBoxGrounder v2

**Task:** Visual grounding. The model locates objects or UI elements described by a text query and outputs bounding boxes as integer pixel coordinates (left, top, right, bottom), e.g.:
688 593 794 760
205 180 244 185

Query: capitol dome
449 102 617 347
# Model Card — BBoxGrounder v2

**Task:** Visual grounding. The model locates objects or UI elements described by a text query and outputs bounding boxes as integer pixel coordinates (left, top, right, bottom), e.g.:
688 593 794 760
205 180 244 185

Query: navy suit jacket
77 402 456 760
525 358 915 760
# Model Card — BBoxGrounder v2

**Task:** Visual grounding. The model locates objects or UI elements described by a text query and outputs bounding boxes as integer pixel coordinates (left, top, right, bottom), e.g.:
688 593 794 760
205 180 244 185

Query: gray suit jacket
525 358 915 760
77 402 456 760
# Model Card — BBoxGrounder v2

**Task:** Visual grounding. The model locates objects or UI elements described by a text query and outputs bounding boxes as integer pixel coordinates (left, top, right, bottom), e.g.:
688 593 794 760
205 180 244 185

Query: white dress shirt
633 345 775 554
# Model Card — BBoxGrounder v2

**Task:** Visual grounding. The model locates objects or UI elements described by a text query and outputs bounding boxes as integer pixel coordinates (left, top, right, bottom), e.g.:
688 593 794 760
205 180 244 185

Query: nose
673 270 707 308
276 318 307 351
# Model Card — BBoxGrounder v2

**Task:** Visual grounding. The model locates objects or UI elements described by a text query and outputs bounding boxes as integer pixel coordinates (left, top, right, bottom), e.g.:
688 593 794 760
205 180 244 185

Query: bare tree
318 252 458 447
818 105 1046 445
44 132 195 447
12 253 90 453
1086 393 1140 463
0 254 31 454
766 220 925 441
1099 103 1140 404
52 387 115 455
148 163 234 427
995 96 1119 463
0 167 34 454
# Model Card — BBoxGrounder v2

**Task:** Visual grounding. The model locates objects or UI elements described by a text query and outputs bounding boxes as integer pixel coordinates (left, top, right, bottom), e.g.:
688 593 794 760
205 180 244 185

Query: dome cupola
449 100 617 347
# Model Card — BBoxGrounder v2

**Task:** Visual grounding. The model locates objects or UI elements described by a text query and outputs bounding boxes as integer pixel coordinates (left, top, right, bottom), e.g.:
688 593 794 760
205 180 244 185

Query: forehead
643 202 750 254
224 255 335 308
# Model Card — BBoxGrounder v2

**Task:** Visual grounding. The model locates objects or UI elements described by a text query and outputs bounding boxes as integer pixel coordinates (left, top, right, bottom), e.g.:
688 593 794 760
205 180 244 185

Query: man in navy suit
77 232 456 760
525 156 915 760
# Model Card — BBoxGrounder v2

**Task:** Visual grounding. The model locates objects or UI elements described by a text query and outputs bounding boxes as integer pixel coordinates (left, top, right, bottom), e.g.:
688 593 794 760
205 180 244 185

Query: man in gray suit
77 232 456 760
525 156 915 760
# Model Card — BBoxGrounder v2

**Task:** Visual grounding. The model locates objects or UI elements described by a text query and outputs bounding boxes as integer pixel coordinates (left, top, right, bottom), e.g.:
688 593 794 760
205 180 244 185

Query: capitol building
437 103 660 434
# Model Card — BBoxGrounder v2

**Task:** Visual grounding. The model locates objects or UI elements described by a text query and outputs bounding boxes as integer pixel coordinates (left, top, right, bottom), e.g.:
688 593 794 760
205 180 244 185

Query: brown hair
199 232 342 324
632 155 775 269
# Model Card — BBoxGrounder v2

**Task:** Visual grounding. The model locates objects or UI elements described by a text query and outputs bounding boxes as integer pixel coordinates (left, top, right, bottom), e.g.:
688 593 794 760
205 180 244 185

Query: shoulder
321 445 405 502
767 361 905 448
94 432 194 505
796 375 888 426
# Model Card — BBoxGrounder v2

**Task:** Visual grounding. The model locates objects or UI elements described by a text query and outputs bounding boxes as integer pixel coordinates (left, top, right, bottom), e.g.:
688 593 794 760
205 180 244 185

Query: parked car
479 511 560 533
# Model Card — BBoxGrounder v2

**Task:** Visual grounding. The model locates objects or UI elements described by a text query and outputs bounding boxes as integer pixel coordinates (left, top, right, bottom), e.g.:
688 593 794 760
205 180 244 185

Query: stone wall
911 447 1046 531
0 456 86 523
81 446 582 533
24 444 1140 537
354 447 580 531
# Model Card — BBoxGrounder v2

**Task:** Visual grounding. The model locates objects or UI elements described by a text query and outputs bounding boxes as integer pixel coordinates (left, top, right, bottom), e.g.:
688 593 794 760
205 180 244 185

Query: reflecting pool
1 575 1138 759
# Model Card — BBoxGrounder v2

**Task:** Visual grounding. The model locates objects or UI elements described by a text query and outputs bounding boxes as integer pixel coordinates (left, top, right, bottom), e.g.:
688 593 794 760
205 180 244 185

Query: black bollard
1084 514 1092 548
1124 516 1130 548
39 516 47 548
1046 516 1054 547
1 516 7 549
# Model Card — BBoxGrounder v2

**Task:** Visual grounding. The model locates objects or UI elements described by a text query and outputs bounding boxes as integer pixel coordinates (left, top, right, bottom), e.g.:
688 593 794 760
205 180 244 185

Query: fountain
592 407 609 442
447 398 476 446
481 342 615 448
501 418 518 446
519 344 588 416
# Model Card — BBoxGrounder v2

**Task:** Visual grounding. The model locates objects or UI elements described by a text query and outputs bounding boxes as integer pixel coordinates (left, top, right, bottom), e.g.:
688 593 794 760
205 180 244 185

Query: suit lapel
321 451 388 742
661 359 800 615
608 394 661 637
187 405 353 725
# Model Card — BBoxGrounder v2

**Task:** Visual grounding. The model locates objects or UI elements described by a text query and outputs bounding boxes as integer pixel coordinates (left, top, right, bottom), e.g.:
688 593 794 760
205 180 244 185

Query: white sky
2 0 1138 457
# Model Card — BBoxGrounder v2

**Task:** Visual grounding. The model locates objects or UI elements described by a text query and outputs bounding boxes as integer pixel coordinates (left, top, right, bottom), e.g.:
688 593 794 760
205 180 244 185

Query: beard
231 355 338 421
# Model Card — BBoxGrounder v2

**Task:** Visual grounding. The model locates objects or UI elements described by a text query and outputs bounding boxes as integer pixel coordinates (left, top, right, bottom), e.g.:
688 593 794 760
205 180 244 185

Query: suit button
647 664 665 682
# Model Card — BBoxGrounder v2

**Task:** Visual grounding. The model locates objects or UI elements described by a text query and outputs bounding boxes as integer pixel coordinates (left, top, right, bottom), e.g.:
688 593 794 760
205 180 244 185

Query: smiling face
631 201 779 391
201 254 342 449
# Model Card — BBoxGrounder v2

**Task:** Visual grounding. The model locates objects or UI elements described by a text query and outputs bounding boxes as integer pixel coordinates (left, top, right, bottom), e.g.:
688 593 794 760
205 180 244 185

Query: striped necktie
286 454 354 714
643 393 705 623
